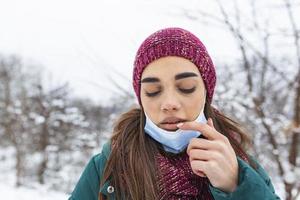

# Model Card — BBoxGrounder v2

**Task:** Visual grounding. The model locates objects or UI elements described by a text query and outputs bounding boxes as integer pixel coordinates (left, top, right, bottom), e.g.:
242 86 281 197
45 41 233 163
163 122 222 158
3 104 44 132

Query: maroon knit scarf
156 152 214 200
156 147 249 200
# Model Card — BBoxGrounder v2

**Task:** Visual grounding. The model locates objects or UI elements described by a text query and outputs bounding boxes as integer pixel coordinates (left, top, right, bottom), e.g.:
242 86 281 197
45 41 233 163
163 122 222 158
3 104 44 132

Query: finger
196 169 206 177
189 149 214 161
187 138 214 155
190 160 208 177
177 121 220 140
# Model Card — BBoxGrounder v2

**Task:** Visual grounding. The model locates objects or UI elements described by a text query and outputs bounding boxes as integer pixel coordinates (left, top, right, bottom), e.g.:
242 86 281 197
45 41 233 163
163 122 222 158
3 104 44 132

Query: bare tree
181 0 300 199
0 55 28 186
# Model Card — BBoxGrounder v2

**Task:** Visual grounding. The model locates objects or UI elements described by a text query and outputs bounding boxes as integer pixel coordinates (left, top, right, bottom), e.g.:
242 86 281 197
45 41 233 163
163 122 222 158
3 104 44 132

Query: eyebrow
141 72 198 83
141 77 160 83
175 72 198 80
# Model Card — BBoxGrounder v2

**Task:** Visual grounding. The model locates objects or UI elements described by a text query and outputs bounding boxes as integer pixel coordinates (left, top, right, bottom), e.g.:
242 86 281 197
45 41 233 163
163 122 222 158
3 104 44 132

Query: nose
160 93 181 112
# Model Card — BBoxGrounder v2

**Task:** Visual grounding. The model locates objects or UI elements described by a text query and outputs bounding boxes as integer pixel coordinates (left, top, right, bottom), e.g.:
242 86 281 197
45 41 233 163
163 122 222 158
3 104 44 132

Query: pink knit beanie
133 27 216 105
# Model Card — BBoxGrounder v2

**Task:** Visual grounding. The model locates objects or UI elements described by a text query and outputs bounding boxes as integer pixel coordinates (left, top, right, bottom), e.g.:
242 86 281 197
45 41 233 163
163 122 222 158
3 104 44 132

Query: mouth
160 124 180 131
159 117 187 131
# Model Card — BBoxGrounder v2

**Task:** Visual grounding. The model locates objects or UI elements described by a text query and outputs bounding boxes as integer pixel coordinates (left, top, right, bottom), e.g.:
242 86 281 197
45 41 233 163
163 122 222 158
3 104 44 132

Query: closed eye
145 87 196 97
145 91 161 97
179 87 196 94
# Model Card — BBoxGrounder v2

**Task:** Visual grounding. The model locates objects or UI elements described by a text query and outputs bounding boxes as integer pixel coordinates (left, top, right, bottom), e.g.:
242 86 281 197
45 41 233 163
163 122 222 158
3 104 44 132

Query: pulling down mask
144 109 207 154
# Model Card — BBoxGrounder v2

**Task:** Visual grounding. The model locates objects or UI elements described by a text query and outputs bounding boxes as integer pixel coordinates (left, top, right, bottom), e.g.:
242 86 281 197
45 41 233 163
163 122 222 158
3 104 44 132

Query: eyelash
145 91 161 97
179 87 196 93
145 87 196 97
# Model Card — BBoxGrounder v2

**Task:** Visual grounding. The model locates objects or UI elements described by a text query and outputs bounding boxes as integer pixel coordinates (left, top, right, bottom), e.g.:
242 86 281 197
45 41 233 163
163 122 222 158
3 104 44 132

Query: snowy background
0 0 300 199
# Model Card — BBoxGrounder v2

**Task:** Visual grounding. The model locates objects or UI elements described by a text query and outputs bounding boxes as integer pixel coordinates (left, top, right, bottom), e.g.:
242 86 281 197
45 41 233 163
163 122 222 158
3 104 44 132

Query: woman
69 27 280 200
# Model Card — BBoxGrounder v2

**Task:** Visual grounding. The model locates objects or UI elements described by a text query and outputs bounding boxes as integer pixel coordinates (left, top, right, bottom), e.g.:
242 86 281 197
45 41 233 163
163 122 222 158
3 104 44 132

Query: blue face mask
144 109 207 154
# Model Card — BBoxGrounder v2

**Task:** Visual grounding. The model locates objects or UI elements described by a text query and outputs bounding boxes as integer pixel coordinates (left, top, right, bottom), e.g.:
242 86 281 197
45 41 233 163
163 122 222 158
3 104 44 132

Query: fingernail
177 123 184 127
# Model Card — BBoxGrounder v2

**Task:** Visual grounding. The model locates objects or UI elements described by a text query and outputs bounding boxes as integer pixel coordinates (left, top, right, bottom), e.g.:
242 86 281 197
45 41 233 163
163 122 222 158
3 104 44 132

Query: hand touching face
177 118 239 193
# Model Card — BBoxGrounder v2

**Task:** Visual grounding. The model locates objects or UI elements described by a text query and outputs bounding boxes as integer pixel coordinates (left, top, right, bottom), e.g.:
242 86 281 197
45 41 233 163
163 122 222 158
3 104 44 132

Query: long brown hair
100 101 254 200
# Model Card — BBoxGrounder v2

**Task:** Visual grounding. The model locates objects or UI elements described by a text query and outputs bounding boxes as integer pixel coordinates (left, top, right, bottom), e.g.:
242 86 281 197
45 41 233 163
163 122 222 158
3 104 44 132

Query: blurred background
0 0 299 199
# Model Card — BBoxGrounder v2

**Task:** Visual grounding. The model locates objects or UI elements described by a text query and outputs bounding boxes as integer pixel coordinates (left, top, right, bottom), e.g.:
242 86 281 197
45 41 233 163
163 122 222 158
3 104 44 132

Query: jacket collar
99 141 116 198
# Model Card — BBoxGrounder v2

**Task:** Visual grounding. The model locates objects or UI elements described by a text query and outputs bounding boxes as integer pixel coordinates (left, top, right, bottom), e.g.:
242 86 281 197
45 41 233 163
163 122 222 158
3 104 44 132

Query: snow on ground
0 147 69 200
0 183 68 200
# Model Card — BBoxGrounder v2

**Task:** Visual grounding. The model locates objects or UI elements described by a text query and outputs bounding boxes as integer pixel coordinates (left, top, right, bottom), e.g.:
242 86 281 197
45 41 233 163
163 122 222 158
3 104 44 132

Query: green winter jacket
69 141 281 200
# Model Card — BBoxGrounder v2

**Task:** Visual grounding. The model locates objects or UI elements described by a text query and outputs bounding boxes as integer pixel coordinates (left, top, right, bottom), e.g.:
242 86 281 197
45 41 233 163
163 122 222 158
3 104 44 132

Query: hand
177 118 239 193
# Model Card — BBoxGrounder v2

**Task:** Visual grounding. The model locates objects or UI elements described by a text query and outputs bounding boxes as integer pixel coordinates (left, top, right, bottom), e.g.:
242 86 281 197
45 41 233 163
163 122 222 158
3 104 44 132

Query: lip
159 117 187 131
160 123 180 131
160 117 186 124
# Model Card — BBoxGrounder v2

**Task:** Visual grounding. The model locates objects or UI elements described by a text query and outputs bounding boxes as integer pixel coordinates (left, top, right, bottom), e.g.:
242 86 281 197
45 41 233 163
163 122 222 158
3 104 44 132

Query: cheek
141 96 160 123
184 93 206 118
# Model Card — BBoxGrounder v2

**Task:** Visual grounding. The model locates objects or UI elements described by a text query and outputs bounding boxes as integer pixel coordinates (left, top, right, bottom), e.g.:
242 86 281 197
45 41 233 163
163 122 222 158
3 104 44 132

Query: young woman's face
140 56 206 131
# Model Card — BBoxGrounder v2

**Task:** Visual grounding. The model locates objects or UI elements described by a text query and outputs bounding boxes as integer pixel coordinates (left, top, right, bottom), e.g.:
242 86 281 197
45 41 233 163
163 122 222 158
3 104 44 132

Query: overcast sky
0 0 298 104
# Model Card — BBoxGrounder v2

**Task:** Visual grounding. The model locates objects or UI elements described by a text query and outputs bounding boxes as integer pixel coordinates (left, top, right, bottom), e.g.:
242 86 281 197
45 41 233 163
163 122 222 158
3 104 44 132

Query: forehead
141 56 201 79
